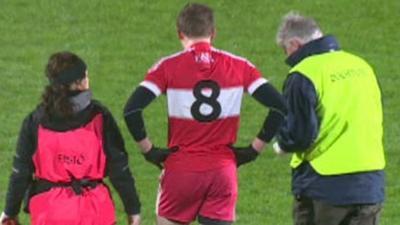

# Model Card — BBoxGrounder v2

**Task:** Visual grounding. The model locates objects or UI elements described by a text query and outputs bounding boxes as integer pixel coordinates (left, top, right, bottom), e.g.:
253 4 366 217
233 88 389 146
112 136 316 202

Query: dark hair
177 3 215 38
42 52 86 118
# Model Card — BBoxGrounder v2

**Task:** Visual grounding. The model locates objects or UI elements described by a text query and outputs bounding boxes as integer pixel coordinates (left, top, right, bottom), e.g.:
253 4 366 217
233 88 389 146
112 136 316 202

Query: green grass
0 0 399 224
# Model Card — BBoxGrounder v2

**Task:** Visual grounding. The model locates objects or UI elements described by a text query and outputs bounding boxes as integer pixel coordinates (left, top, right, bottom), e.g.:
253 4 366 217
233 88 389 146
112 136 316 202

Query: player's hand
230 145 259 167
143 146 178 169
127 214 141 225
1 212 20 225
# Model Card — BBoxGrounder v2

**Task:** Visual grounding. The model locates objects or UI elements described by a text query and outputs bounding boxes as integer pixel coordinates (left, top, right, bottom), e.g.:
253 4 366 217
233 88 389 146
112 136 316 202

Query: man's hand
143 146 178 169
128 214 141 225
1 212 20 225
273 142 287 155
231 145 259 167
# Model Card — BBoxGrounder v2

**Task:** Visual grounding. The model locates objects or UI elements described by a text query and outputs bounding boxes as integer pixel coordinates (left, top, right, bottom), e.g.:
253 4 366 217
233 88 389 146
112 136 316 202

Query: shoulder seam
211 47 256 68
148 49 191 73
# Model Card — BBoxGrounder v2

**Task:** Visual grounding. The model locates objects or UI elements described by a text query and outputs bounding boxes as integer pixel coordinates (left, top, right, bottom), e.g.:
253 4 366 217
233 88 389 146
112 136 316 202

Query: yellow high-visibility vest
289 50 385 175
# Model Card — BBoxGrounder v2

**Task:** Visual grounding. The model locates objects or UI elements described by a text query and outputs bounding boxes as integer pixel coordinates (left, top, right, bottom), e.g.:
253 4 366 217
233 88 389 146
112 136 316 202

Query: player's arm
1 114 36 224
124 86 176 169
124 86 156 150
232 82 287 166
273 72 319 154
252 82 288 145
103 109 141 220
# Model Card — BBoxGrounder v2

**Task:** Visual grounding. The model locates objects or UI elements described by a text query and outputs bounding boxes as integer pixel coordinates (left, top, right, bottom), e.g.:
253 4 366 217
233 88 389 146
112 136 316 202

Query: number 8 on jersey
190 80 222 122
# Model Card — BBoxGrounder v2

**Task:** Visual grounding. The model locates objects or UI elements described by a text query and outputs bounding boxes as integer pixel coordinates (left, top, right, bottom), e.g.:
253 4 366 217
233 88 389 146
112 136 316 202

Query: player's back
142 42 266 171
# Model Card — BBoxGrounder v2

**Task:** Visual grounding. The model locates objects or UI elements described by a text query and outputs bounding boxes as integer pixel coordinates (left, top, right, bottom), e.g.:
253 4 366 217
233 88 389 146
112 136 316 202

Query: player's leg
157 216 188 225
198 164 237 225
156 169 207 225
198 215 232 225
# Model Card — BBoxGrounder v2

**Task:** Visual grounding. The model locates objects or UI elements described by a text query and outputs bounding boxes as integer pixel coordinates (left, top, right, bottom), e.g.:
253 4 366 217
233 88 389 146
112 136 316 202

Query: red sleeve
243 61 268 95
140 60 167 96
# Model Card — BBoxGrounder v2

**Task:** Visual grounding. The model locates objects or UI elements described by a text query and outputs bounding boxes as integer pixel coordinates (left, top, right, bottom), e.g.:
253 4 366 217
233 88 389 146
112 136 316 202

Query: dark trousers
293 196 382 225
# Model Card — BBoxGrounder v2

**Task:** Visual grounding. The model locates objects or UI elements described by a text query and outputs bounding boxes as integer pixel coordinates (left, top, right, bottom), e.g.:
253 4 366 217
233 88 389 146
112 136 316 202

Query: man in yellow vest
273 12 385 225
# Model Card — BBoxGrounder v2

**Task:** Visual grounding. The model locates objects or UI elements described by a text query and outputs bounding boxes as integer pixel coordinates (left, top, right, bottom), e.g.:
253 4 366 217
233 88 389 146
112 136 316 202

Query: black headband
50 60 87 85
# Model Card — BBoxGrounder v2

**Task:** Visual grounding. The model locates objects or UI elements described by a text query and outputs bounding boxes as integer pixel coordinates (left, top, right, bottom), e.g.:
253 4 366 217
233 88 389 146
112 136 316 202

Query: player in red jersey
124 3 287 225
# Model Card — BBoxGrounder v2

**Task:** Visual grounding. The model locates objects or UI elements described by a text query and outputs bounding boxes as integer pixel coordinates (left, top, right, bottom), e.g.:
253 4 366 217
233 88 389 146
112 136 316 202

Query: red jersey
141 42 267 171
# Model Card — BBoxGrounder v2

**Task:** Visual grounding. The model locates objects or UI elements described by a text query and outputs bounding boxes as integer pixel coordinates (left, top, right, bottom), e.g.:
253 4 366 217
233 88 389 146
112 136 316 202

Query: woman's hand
1 212 20 225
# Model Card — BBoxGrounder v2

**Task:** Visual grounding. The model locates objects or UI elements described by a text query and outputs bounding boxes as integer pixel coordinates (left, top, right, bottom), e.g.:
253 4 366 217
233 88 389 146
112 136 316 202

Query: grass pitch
0 1 399 224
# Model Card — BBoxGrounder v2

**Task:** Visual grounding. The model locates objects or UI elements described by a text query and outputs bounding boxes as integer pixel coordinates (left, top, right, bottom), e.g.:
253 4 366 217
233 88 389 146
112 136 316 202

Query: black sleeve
251 83 288 142
4 114 36 217
123 86 156 142
276 72 320 152
103 110 141 215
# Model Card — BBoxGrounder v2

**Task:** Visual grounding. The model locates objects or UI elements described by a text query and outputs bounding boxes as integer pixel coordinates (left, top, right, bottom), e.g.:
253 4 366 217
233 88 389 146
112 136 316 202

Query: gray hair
276 11 323 48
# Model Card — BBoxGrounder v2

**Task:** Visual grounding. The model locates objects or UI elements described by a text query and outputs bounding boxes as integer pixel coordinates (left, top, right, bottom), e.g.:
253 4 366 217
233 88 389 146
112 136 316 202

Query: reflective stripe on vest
289 50 385 175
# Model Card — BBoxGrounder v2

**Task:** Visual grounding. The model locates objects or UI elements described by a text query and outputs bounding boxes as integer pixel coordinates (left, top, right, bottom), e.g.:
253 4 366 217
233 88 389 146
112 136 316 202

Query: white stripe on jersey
248 78 268 95
140 81 162 96
167 87 244 119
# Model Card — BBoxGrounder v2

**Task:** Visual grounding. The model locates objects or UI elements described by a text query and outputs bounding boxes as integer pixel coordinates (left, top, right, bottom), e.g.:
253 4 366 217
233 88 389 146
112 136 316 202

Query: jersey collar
190 42 212 51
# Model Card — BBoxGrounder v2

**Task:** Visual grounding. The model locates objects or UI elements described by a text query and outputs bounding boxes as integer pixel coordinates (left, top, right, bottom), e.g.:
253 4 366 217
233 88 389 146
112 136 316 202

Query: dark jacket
277 35 384 205
4 99 141 216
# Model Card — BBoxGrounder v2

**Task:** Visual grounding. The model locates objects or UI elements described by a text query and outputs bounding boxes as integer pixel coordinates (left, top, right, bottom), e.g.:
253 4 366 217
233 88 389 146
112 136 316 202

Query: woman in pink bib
0 52 141 225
